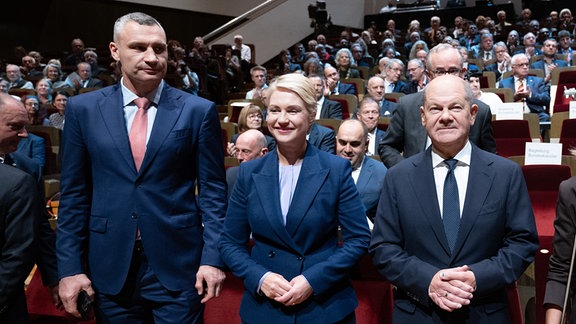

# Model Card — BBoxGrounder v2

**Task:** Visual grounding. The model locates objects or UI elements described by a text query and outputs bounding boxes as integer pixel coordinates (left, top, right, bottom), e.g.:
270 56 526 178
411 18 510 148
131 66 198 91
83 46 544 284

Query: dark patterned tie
443 159 460 252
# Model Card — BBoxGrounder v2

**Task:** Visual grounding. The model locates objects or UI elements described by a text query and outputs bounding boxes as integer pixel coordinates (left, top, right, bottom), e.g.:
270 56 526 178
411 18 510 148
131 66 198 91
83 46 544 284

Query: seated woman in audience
335 48 360 80
408 40 429 60
35 78 53 106
22 95 49 126
43 63 68 89
227 104 275 157
48 90 69 130
302 57 324 77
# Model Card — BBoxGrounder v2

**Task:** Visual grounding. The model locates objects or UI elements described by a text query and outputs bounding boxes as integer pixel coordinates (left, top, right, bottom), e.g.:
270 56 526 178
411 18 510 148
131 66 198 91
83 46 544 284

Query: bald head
0 93 30 155
235 129 268 163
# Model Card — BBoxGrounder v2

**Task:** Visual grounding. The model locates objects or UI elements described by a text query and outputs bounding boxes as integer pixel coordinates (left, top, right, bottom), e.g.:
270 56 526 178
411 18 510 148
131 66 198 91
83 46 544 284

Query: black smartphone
77 290 93 320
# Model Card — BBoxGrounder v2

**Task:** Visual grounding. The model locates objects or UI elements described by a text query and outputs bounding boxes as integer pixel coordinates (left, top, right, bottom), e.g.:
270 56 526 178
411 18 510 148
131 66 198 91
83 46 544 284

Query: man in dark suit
367 76 397 117
0 164 39 323
499 53 550 122
308 123 335 153
514 32 543 60
308 74 342 120
404 59 428 94
483 42 512 82
57 12 227 322
370 75 539 323
530 38 569 83
336 119 386 225
64 62 104 92
226 129 268 198
379 44 496 168
357 96 386 157
383 59 408 94
324 65 356 96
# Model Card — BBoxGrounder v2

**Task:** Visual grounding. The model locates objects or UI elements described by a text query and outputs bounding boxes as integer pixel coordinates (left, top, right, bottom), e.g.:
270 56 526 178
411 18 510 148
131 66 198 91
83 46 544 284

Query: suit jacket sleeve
379 101 408 168
527 78 551 107
473 100 497 154
327 100 343 120
0 170 39 309
544 177 576 308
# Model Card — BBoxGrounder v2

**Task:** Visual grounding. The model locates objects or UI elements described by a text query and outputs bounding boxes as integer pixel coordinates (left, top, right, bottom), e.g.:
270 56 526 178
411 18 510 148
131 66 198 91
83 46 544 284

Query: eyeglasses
247 113 262 120
430 68 460 76
513 63 529 67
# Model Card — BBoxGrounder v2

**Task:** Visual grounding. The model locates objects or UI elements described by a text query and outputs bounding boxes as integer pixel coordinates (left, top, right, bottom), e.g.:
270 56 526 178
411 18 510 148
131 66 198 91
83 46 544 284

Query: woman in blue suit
219 73 371 324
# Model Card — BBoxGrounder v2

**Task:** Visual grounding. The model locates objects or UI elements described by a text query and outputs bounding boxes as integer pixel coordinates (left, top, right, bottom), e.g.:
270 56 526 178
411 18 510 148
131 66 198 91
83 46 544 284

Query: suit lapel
452 146 495 257
138 85 182 176
285 146 329 237
252 151 300 250
98 85 136 171
356 157 371 193
410 150 451 255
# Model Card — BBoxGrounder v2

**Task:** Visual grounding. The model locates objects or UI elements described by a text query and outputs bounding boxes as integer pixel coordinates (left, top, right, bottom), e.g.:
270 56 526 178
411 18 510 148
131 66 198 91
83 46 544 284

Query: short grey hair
113 12 164 43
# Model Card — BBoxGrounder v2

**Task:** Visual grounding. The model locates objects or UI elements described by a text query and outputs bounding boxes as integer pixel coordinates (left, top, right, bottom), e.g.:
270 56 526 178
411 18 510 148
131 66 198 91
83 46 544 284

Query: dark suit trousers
94 245 204 323
0 289 28 323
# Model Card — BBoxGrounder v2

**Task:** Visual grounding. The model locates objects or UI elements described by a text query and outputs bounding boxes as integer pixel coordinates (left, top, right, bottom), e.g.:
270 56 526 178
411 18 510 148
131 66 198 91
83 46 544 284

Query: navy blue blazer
57 83 227 295
530 58 569 74
370 145 539 321
308 123 335 153
219 144 370 324
379 99 397 117
356 156 387 222
319 98 343 120
337 82 356 96
16 133 45 169
499 75 550 114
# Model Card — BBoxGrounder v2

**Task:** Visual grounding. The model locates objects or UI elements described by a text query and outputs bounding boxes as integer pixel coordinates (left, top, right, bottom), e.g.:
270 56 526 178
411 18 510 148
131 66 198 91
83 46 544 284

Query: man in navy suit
530 38 569 83
57 12 227 322
308 74 342 120
308 123 335 153
367 76 397 117
324 65 356 96
370 75 539 323
336 119 386 225
357 96 387 157
500 53 550 122
379 44 496 168
514 32 543 60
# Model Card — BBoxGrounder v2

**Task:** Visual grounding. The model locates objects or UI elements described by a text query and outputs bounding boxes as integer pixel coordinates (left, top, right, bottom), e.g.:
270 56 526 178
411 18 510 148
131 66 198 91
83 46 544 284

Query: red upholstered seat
521 164 572 324
492 120 532 157
560 119 576 155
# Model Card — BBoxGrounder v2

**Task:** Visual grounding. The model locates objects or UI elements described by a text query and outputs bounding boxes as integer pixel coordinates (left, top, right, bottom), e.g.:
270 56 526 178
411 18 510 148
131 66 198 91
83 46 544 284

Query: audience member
233 34 252 81
516 8 533 34
356 96 386 157
291 43 307 65
557 30 574 65
28 51 45 70
48 90 68 130
558 8 575 34
173 47 199 95
531 38 569 82
404 32 422 57
515 32 542 60
224 45 242 90
63 38 85 67
245 66 267 100
335 48 360 80
409 40 429 61
458 46 480 73
57 12 227 321
225 129 268 198
351 43 372 68
460 23 480 50
370 74 538 323
383 59 407 94
499 53 550 122
43 63 67 89
278 49 301 74
64 62 104 91
83 50 109 77
467 72 503 113
405 58 428 94
324 64 356 95
506 30 521 55
0 79 8 93
316 34 334 54
227 104 275 157
336 118 386 226
6 64 33 90
219 72 370 324
35 78 53 106
367 76 396 116
315 44 335 66
425 16 444 47
495 10 512 36
308 121 336 153
484 42 512 82
21 55 43 78
22 95 49 126
470 33 494 62
417 49 428 66
308 74 342 120
379 44 496 168
302 57 324 76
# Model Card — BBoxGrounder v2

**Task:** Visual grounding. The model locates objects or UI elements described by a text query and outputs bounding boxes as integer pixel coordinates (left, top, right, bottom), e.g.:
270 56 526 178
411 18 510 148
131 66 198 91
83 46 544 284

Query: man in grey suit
336 119 386 226
379 44 496 168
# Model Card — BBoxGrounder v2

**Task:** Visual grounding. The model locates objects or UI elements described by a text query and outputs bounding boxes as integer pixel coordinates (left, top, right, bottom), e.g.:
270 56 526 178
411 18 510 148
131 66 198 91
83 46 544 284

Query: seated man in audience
499 53 550 122
367 76 396 116
356 96 387 157
379 44 495 168
65 62 104 92
514 32 542 60
470 33 495 62
21 56 43 78
530 38 568 83
245 65 267 100
226 129 268 198
405 59 428 94
336 119 386 226
84 50 109 78
232 34 252 81
484 42 512 82
383 59 407 94
308 74 342 120
5 64 33 90
324 64 356 95
63 38 86 66
557 30 574 65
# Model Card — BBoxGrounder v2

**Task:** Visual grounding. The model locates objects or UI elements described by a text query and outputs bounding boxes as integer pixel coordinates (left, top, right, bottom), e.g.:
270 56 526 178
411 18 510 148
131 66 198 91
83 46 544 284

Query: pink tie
129 97 150 171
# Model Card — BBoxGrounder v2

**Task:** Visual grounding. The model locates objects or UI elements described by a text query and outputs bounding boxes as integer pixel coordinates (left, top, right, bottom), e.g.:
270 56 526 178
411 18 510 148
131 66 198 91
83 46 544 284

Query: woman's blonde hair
267 73 317 117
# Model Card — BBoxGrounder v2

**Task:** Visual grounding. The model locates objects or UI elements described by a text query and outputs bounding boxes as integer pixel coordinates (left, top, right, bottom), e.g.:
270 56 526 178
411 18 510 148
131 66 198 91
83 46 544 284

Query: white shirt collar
431 141 472 169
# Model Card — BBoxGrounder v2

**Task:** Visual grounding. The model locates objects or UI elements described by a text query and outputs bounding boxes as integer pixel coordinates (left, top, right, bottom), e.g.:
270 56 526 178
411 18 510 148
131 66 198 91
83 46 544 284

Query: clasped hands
428 265 476 312
260 273 313 307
